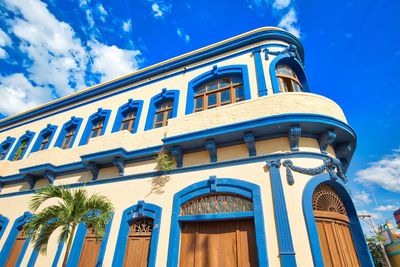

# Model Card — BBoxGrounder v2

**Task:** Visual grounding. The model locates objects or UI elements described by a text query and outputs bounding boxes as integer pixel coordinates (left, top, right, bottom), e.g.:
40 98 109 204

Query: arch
0 212 38 267
166 177 268 267
54 116 83 149
144 89 179 131
78 108 112 146
302 173 373 266
30 124 58 153
185 65 251 115
112 201 162 267
0 215 10 240
0 137 15 161
66 214 113 267
270 54 310 94
8 131 35 161
111 99 144 134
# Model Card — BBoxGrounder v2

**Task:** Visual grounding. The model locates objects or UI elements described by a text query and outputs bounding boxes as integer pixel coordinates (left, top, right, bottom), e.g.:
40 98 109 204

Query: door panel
77 235 102 267
5 231 26 267
179 219 258 267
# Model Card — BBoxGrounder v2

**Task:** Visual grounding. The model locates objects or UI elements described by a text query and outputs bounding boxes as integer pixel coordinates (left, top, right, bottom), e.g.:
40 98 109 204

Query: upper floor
0 27 356 188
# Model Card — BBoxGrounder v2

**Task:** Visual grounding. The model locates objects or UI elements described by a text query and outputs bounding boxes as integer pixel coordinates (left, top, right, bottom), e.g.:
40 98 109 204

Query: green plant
13 140 27 161
23 185 114 267
155 150 174 171
366 234 386 267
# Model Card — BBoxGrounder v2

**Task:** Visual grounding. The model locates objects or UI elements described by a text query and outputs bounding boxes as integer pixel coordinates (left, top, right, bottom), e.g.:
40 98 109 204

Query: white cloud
0 74 53 116
88 41 140 83
98 4 107 15
123 19 132 32
86 9 95 28
0 48 7 59
375 205 397 211
355 150 400 193
353 190 372 205
0 29 12 47
177 28 190 43
278 7 300 38
151 2 171 18
273 0 291 9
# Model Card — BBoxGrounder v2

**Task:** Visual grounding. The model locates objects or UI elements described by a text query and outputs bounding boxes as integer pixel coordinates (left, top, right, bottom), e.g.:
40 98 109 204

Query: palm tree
23 185 114 267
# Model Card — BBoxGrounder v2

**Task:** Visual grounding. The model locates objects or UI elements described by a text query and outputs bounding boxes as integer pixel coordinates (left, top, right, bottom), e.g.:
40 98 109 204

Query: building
0 27 373 266
380 208 400 266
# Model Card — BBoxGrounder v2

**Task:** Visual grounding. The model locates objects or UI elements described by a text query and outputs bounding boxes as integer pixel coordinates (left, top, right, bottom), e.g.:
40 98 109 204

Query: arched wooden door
77 228 102 267
313 184 360 267
5 230 27 267
178 193 258 267
123 218 153 267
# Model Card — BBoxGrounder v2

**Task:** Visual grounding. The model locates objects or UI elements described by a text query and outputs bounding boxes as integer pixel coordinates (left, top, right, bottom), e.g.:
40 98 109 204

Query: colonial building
0 27 373 266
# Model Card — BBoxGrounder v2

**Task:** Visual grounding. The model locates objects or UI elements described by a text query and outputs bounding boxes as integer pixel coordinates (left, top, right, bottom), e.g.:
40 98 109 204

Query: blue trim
0 215 10 240
111 99 144 134
8 131 35 161
0 28 303 129
78 109 112 146
144 89 179 131
0 137 16 161
27 249 39 267
52 242 64 267
267 160 296 266
270 54 310 94
54 117 83 149
112 202 162 267
185 65 251 115
30 124 58 153
302 173 374 267
66 214 113 267
0 212 34 267
252 49 268 96
166 177 268 267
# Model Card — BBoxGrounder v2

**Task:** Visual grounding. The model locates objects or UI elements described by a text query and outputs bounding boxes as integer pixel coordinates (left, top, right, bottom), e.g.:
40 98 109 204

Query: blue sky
0 0 399 233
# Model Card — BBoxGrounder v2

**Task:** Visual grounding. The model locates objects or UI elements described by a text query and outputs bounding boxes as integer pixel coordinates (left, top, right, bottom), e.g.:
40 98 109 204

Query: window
276 64 302 92
0 150 6 160
154 101 173 128
0 138 15 161
13 141 28 161
194 77 244 112
120 110 137 131
61 127 76 149
90 120 104 139
38 135 50 151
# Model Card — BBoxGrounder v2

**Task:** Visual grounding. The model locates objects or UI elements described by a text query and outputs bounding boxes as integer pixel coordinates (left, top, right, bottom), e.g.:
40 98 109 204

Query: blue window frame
0 215 9 241
270 54 310 94
54 117 83 149
302 173 374 266
8 131 35 161
79 108 111 146
144 89 179 131
30 124 58 153
0 137 16 160
166 177 268 267
185 65 251 115
112 201 162 267
0 212 38 267
111 99 143 134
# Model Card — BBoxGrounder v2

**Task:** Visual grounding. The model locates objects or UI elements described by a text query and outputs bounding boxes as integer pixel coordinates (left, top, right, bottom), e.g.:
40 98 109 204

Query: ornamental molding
282 157 347 185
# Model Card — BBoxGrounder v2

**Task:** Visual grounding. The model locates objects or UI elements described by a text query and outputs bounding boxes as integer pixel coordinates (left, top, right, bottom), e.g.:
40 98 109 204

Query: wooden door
77 229 102 267
313 184 360 267
5 230 26 267
123 218 153 267
179 219 258 267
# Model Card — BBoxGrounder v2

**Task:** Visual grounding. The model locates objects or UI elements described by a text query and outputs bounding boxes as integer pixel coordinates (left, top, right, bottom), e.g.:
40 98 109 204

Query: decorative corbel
205 140 217 163
244 133 256 157
43 170 55 184
112 157 125 176
334 143 351 165
170 146 183 168
318 130 336 154
85 162 100 181
288 126 301 151
161 88 167 99
208 175 217 192
24 174 36 189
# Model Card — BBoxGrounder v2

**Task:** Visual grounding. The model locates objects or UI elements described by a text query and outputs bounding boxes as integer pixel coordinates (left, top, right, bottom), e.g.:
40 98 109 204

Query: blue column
267 160 297 266
252 49 268 96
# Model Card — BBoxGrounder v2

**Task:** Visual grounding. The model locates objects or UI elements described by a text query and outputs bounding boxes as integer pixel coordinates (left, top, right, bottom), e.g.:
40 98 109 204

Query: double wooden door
123 218 153 267
5 231 26 267
77 229 102 267
179 219 258 267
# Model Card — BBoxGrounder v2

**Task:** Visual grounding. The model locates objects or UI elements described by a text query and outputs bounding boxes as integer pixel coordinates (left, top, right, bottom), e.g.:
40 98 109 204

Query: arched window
0 137 15 161
312 183 360 266
31 124 58 153
154 101 173 128
144 90 179 131
79 109 111 146
112 100 143 134
276 64 302 92
193 77 245 112
8 131 35 161
54 117 83 150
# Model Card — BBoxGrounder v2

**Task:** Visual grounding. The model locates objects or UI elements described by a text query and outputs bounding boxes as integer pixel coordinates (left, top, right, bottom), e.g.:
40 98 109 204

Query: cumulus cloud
88 41 140 83
123 19 132 32
353 190 372 205
273 0 291 9
151 2 171 18
355 149 400 193
278 8 300 38
176 28 190 43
